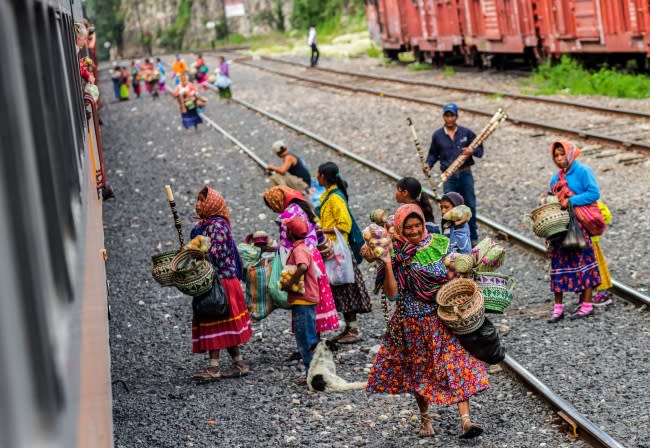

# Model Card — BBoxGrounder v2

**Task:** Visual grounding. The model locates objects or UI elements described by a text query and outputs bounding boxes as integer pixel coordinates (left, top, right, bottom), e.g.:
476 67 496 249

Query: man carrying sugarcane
423 103 483 245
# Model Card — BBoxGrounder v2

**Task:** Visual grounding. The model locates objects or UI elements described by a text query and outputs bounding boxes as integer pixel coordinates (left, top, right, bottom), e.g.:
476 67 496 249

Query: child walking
439 192 472 254
280 215 320 384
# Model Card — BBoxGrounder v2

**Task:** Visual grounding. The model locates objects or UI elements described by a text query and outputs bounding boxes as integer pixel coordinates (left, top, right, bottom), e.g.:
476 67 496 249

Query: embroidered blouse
317 185 351 242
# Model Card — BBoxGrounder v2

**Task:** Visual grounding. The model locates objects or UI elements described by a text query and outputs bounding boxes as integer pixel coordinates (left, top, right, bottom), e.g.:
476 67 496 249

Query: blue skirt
181 108 202 129
550 228 601 293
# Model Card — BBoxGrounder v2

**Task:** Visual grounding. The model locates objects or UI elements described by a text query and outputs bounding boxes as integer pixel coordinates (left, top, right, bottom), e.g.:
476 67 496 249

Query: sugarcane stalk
406 117 437 192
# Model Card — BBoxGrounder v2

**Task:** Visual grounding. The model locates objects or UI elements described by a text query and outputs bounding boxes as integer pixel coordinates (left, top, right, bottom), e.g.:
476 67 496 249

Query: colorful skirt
218 86 232 99
330 260 372 314
119 83 129 100
181 108 202 129
550 227 601 293
192 277 252 352
313 250 340 332
592 240 612 291
366 310 489 405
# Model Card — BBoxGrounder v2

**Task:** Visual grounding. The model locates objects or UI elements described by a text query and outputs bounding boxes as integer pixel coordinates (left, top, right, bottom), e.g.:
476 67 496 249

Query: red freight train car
367 0 650 66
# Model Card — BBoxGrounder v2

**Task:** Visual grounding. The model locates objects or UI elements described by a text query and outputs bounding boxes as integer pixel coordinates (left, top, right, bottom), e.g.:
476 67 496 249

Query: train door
378 0 404 47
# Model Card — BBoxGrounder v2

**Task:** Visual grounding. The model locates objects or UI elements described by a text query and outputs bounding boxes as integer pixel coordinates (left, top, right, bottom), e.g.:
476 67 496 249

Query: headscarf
551 140 581 172
393 204 428 243
195 186 230 222
263 185 305 213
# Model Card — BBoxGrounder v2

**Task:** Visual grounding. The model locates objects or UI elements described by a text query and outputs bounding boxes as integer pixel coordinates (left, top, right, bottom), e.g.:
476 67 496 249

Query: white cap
272 140 287 154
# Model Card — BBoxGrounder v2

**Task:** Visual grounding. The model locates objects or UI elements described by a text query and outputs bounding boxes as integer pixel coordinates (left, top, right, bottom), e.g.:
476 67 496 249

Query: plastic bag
279 265 305 294
561 204 587 250
324 228 355 285
456 317 506 365
192 276 230 319
443 204 472 222
471 237 506 272
268 252 290 309
361 224 391 260
215 73 232 89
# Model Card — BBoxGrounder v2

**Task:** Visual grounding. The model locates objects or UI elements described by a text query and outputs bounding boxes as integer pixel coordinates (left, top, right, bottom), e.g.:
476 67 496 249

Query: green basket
171 249 214 297
473 271 515 314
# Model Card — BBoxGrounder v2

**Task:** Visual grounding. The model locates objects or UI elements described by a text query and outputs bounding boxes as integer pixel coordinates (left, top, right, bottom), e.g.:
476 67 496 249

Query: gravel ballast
102 60 646 448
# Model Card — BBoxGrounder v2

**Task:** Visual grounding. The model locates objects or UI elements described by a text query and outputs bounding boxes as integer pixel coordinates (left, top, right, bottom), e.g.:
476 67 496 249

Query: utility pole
221 0 229 42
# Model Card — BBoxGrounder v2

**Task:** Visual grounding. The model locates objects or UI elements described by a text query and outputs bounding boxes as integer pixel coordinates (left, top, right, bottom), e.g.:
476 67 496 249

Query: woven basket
171 249 214 297
436 279 485 335
473 271 515 314
151 250 178 286
531 203 570 238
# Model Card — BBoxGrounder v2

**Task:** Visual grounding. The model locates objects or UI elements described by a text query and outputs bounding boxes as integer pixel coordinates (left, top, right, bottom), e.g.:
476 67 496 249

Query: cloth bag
268 251 291 309
215 73 232 89
245 256 274 321
324 228 355 285
192 276 230 318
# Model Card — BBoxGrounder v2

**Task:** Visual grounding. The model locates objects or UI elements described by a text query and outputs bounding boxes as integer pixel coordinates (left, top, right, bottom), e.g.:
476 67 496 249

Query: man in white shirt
308 25 319 67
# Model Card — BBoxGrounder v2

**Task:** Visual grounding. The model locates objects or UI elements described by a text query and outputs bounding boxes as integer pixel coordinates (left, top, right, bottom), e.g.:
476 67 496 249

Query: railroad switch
555 411 578 438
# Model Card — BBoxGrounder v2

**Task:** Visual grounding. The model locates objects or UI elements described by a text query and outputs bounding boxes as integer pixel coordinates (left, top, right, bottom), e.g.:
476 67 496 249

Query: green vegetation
442 66 455 77
290 0 364 31
397 51 415 63
366 44 381 59
85 0 124 61
160 0 192 50
408 62 432 72
526 56 650 99
488 92 504 100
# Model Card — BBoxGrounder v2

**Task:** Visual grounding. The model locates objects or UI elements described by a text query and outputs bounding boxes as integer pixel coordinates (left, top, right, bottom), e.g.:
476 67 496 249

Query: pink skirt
313 250 340 332
192 277 252 352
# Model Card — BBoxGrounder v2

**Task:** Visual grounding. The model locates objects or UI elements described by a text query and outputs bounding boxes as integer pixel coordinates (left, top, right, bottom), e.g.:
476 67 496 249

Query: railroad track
236 56 650 155
196 87 631 447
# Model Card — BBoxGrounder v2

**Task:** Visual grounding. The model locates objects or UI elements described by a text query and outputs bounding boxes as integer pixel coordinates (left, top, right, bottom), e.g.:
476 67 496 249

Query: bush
529 55 650 98
366 45 381 59
408 62 432 72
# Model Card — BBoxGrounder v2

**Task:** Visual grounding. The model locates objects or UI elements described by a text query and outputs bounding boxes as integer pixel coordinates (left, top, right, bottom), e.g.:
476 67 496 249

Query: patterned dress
278 203 339 332
367 234 489 405
190 216 252 352
549 225 601 293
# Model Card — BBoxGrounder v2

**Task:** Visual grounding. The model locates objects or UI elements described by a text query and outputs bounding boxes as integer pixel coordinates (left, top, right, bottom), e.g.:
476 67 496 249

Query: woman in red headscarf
546 141 603 323
190 186 252 380
367 204 489 440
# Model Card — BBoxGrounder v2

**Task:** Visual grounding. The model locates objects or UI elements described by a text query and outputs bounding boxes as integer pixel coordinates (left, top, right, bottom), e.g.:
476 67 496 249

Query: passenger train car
0 0 111 446
365 0 650 66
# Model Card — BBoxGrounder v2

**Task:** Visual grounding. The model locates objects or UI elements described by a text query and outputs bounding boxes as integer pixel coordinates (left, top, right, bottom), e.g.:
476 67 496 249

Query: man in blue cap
423 102 483 245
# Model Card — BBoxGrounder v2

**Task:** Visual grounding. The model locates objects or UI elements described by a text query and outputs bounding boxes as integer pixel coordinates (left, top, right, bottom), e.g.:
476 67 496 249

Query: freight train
364 0 650 67
0 1 112 447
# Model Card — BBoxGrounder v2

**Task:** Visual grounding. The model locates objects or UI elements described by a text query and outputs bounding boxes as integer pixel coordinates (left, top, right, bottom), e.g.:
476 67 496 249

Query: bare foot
418 413 435 437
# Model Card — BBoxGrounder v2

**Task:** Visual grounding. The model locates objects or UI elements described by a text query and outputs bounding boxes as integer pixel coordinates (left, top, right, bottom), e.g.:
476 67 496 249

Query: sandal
221 361 250 378
417 412 435 437
337 328 362 344
191 366 221 381
459 414 483 439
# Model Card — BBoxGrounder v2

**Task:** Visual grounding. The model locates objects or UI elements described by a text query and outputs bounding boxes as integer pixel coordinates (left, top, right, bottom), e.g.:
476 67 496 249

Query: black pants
310 43 319 67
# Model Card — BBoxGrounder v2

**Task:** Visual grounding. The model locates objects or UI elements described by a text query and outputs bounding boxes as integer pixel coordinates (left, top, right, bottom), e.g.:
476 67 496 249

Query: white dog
307 340 367 392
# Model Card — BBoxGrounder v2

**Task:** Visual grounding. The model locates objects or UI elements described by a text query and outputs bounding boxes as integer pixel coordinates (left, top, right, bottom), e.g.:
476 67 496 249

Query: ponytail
396 177 435 222
318 162 349 201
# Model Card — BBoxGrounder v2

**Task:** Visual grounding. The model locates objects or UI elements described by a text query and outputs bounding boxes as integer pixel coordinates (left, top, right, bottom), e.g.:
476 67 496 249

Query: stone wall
121 0 293 57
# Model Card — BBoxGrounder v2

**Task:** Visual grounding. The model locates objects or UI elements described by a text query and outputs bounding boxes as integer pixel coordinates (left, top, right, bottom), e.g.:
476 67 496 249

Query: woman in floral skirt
190 186 252 380
367 204 489 439
546 141 602 323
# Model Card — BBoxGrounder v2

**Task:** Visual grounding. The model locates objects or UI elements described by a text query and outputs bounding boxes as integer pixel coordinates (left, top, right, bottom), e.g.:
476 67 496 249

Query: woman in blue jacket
546 141 601 323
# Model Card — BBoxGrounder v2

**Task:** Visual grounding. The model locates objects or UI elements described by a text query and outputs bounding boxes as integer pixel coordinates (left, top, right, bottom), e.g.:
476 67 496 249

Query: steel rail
261 55 650 120
237 59 650 154
198 95 629 448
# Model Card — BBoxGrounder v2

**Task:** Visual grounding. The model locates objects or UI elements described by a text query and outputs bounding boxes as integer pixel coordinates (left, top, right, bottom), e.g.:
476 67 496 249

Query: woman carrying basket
316 162 372 344
367 204 489 439
172 73 202 132
546 141 602 323
190 187 252 380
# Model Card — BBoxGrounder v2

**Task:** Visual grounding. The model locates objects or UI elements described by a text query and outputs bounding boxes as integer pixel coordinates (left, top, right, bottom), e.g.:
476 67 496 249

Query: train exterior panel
412 0 465 55
1 0 112 447
369 0 650 63
536 0 650 56
463 0 538 53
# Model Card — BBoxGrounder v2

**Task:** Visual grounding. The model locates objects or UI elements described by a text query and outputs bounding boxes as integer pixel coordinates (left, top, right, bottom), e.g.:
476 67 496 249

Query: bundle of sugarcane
439 108 508 187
